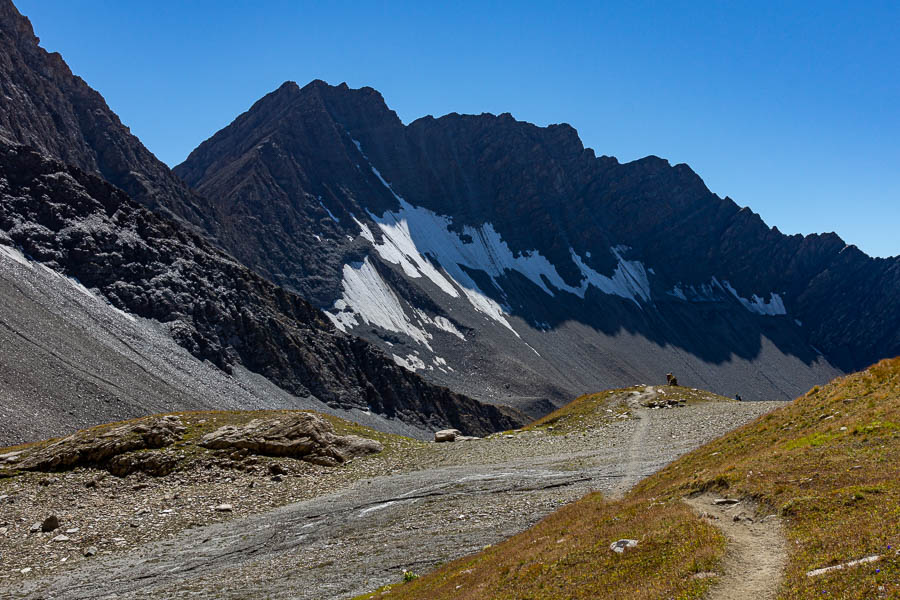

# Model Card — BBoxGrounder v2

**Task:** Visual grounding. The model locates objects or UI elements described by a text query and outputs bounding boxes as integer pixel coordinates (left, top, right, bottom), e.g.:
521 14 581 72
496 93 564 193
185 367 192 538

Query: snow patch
668 284 687 301
393 353 426 372
669 278 787 316
325 258 433 349
366 199 652 324
722 281 787 316
0 244 31 267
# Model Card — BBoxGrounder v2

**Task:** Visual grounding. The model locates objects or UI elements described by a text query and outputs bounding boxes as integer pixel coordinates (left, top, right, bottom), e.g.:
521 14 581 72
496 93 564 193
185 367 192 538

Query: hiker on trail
666 372 678 386
735 394 743 402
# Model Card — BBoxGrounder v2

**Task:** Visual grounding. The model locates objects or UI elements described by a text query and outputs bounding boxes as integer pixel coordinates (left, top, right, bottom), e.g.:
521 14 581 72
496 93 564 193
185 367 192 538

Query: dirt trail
614 386 655 496
685 494 788 600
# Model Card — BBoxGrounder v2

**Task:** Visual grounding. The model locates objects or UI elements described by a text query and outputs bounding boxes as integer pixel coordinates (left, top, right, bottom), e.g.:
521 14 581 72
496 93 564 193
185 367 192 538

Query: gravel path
2 399 784 599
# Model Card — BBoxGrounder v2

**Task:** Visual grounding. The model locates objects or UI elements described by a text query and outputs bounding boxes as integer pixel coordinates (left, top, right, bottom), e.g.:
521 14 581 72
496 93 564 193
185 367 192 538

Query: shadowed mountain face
0 0 219 233
173 80 897 408
0 140 524 438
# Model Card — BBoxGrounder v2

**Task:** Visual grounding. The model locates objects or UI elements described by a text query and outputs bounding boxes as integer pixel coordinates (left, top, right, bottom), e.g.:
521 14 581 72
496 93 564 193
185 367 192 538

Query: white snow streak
668 277 787 317
0 244 30 267
318 198 340 223
722 281 787 316
392 353 426 372
325 258 433 349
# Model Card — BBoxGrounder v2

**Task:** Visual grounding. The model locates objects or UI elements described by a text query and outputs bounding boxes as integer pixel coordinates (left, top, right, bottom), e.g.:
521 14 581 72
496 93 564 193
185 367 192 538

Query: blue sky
16 0 900 257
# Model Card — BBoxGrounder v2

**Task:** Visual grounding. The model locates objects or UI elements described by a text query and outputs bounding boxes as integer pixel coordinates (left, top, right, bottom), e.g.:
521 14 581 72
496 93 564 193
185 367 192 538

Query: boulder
199 412 382 466
434 429 462 443
14 416 185 474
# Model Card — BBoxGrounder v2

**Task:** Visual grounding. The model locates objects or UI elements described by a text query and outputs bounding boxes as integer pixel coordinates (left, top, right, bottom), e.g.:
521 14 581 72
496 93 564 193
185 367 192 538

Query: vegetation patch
352 494 724 600
356 358 900 599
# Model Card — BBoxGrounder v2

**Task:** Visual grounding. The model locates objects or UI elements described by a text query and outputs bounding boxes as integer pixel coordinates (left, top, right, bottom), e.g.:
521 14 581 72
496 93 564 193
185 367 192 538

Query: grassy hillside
358 359 899 599
525 385 733 434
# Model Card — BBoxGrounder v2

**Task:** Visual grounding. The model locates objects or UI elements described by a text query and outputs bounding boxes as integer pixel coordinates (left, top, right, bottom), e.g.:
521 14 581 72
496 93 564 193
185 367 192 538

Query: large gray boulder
434 429 462 443
199 412 383 466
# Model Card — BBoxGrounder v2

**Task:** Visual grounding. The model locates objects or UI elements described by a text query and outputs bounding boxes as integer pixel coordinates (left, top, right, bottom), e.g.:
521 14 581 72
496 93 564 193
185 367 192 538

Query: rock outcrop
199 412 383 466
0 0 219 232
13 415 185 474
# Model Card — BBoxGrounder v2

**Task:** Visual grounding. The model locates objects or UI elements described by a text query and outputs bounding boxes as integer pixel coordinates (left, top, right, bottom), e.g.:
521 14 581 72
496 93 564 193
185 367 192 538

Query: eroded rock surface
14 416 185 475
199 413 383 466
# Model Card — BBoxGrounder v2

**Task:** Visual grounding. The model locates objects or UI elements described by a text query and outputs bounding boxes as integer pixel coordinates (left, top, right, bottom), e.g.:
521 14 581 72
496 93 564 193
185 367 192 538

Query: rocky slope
173 80 895 409
0 392 782 599
0 0 219 232
0 139 523 440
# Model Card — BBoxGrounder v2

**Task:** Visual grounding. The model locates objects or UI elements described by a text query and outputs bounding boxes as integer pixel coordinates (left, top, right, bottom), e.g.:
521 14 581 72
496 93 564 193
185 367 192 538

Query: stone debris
41 515 60 532
806 554 881 577
214 504 233 512
610 539 639 553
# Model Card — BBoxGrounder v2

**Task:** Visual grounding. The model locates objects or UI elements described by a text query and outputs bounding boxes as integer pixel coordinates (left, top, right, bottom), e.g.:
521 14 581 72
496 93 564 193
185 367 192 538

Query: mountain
175 80 897 411
0 139 523 444
0 1 527 443
0 0 219 232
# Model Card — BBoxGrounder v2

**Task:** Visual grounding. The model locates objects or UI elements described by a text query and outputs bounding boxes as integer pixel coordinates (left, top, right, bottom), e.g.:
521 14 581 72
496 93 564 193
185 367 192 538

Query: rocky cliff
0 139 523 437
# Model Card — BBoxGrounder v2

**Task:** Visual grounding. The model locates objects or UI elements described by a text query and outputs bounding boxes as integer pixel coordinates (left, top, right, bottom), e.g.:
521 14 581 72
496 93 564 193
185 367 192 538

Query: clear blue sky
16 0 900 257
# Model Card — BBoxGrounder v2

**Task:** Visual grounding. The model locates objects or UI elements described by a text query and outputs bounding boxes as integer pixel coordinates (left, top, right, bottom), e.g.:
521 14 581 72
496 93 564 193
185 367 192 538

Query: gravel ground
0 398 783 599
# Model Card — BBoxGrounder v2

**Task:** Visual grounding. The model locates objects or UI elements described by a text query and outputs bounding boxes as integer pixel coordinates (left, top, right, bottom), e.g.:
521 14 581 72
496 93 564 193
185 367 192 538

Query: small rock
20 567 32 574
41 515 60 532
30 522 42 533
65 528 79 534
214 504 233 512
51 534 70 542
692 571 718 579
271 474 283 482
83 546 97 557
713 498 740 506
268 463 288 476
610 539 638 553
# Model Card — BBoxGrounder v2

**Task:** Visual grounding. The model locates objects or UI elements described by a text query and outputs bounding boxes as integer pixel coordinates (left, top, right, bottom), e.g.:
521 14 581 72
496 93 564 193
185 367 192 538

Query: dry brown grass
356 359 900 599
525 385 732 435
354 494 724 600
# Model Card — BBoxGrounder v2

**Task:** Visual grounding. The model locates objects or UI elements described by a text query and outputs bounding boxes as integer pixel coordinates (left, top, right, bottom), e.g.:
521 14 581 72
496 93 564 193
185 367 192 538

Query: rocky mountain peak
0 0 220 232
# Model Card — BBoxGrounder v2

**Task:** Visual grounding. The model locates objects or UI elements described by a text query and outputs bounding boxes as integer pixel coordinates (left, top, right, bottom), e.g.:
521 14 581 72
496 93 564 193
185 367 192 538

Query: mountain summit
174 79 898 411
